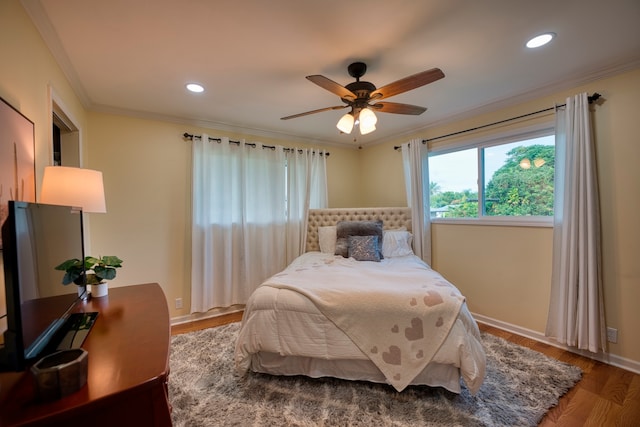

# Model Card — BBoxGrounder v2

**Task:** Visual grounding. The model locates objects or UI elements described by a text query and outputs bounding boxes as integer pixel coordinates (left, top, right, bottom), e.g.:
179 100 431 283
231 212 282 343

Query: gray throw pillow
334 220 383 259
348 235 381 262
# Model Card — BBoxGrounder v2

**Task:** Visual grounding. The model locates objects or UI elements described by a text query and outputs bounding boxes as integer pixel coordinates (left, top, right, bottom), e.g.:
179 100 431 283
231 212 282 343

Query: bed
234 207 486 394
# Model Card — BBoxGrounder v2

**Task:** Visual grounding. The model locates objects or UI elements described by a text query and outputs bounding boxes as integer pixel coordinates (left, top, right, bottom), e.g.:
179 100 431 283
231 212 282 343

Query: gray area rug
169 322 581 426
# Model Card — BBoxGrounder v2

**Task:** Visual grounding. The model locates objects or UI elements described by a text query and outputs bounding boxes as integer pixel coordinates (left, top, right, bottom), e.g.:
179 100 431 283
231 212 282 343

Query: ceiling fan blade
306 75 357 101
370 68 445 100
281 105 348 120
371 102 427 115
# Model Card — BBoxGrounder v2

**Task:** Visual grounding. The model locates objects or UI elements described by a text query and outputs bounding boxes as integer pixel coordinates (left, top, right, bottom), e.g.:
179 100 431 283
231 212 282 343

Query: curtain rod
183 132 329 156
393 92 601 150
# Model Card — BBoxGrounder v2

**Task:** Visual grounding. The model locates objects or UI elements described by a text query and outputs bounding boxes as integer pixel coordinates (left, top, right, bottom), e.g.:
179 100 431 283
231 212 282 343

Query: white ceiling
21 0 640 147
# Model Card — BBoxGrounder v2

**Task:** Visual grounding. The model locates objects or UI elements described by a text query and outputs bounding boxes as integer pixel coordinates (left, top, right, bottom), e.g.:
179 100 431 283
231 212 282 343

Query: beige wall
0 0 362 318
0 1 87 185
0 0 100 253
324 145 363 208
431 224 554 331
86 112 362 316
2 1 639 368
360 68 640 365
0 1 87 311
359 142 407 207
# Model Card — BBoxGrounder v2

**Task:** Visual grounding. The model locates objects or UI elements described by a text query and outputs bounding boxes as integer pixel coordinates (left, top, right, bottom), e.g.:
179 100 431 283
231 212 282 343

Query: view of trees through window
429 135 555 218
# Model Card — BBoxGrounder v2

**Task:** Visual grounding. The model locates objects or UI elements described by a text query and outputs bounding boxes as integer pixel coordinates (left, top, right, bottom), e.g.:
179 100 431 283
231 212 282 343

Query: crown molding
22 0 640 150
20 0 92 108
90 103 357 149
409 57 640 138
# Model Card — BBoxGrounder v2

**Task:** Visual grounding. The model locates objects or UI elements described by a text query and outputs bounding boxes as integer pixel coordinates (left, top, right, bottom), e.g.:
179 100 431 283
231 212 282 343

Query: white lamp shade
336 113 354 134
41 166 107 213
359 108 377 135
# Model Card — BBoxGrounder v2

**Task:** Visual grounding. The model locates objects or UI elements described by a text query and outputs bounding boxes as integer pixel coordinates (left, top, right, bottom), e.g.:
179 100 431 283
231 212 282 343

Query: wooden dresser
0 283 172 426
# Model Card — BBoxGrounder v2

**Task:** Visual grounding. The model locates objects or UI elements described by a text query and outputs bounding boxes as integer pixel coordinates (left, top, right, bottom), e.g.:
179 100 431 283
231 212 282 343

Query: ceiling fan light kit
337 107 378 135
358 107 377 134
336 112 355 133
282 62 445 137
360 124 376 135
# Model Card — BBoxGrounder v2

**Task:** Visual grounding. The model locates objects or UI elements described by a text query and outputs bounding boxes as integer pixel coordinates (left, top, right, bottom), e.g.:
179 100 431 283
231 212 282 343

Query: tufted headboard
306 207 412 252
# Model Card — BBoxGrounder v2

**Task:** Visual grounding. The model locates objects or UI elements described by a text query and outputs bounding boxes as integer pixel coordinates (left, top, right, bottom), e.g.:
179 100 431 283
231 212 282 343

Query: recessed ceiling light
186 83 204 93
526 32 556 49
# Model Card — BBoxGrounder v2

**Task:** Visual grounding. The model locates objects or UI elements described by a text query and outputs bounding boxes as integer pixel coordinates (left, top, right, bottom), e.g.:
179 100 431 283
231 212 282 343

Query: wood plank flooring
478 323 640 427
171 314 640 426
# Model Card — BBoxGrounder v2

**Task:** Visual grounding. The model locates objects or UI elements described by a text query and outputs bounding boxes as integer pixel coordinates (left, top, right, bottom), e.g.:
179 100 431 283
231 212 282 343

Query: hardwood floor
478 324 640 427
171 311 243 335
171 314 640 427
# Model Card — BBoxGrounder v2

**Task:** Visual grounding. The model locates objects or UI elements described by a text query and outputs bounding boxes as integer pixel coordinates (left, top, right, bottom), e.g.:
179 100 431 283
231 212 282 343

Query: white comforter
235 252 486 394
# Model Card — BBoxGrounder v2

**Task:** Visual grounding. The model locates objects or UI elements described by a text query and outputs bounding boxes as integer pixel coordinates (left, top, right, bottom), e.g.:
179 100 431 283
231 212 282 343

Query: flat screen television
0 201 88 371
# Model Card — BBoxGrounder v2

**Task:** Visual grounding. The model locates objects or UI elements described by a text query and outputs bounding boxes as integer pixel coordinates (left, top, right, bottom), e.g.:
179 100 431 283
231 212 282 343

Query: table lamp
40 166 106 213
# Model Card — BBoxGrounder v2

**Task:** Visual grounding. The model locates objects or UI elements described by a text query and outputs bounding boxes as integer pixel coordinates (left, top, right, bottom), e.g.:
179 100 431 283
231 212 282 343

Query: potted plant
55 256 123 298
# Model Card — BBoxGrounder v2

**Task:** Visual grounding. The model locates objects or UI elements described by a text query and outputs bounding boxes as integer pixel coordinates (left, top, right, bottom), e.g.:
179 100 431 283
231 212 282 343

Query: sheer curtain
284 147 328 265
545 93 606 353
401 138 431 264
190 135 327 313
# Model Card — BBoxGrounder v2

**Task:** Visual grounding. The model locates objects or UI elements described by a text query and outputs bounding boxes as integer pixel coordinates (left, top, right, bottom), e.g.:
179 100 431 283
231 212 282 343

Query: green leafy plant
55 256 123 286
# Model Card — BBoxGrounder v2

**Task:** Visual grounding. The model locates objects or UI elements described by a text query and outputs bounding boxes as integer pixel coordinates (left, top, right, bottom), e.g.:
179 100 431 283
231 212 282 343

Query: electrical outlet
175 298 183 309
606 327 618 343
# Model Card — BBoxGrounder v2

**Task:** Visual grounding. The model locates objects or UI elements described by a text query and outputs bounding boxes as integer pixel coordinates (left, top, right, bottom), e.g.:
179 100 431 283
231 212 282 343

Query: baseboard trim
472 313 640 375
170 305 244 326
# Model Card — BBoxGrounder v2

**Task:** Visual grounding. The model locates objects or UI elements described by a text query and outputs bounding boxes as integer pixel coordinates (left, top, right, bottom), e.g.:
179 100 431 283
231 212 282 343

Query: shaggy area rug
169 323 581 426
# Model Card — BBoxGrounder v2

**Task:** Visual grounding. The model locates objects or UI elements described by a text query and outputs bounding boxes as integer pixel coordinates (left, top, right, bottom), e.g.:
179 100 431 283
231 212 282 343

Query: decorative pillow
382 230 414 257
348 235 380 262
318 226 337 254
334 220 384 259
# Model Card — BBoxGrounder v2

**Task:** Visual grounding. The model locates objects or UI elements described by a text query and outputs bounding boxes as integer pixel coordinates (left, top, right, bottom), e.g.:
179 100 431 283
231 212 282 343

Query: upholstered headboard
306 207 412 252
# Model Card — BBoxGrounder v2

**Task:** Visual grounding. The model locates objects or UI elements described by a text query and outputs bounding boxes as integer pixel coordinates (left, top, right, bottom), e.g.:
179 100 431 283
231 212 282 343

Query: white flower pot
91 282 108 298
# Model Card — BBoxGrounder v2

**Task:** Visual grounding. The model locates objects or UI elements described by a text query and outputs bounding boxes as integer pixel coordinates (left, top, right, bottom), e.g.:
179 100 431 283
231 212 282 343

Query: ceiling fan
281 62 445 135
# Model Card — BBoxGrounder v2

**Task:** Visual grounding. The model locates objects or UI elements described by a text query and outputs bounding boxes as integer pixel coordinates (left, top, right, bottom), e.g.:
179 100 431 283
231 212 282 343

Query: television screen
1 201 85 370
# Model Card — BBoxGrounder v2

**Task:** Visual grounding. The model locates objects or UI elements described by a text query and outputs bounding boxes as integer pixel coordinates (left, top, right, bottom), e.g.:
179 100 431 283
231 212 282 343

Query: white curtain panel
285 148 328 265
401 139 431 264
191 136 327 312
308 149 328 210
545 93 606 353
190 136 283 312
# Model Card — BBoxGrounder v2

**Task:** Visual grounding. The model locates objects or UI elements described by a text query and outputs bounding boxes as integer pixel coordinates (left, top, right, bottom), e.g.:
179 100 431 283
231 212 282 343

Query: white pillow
382 230 414 257
318 226 337 254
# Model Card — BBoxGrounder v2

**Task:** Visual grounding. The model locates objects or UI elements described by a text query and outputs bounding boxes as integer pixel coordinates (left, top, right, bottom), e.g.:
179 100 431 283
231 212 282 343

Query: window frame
428 122 555 228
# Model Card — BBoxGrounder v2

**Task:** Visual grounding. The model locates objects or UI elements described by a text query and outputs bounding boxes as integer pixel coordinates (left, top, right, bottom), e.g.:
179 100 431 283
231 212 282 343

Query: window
428 128 555 224
430 147 479 218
